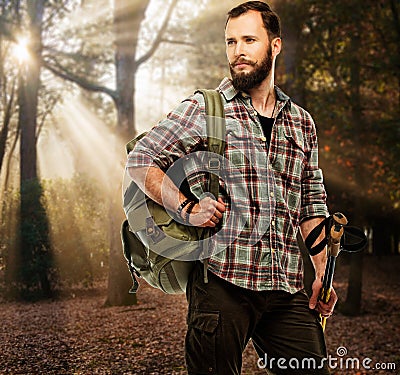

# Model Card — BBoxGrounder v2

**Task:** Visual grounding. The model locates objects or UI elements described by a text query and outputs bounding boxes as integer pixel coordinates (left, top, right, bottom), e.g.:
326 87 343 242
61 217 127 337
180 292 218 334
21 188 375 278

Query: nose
234 41 245 58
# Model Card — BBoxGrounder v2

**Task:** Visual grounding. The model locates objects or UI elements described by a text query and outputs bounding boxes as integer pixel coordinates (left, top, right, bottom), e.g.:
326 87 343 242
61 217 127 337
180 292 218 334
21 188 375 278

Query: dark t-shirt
257 113 274 145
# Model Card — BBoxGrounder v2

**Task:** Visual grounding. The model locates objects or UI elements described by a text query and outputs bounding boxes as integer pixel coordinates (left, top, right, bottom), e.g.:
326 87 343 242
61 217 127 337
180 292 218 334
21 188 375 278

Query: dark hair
226 1 281 40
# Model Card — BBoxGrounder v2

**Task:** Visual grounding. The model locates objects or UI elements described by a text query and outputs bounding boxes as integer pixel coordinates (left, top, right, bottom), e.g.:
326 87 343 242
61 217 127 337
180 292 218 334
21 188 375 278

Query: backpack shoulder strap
195 89 226 200
196 89 225 156
196 89 225 117
195 89 226 283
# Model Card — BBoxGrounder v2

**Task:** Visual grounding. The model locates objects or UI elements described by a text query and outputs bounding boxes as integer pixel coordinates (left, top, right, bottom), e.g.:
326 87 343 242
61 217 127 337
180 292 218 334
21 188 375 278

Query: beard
230 46 273 92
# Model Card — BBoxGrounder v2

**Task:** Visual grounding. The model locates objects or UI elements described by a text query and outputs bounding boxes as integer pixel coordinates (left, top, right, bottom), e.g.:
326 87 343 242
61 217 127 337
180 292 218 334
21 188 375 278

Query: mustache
230 57 257 67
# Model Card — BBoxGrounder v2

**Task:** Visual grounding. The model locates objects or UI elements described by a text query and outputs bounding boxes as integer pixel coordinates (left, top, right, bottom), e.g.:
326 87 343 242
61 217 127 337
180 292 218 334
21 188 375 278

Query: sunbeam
56 96 125 193
38 126 75 180
34 94 125 287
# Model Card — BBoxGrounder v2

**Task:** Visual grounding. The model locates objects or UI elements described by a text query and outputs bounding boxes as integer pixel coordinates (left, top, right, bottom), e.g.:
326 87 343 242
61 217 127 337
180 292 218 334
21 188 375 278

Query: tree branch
42 60 118 102
0 77 16 174
4 122 20 191
136 0 179 66
160 38 194 47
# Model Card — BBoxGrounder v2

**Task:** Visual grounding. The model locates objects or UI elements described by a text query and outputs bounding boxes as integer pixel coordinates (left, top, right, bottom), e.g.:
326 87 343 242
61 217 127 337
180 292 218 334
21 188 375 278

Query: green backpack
121 90 225 294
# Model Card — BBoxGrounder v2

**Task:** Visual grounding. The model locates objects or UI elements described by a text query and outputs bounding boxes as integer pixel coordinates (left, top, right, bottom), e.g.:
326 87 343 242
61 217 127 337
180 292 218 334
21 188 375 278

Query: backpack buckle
208 158 220 170
146 217 166 244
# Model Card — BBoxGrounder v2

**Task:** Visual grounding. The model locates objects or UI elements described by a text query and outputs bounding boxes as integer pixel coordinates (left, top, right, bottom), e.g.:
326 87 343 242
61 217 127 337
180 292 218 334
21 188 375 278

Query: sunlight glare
12 37 30 63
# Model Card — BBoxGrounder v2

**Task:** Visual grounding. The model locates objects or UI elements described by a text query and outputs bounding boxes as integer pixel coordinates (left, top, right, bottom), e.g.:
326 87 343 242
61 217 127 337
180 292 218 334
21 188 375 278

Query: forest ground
0 255 399 375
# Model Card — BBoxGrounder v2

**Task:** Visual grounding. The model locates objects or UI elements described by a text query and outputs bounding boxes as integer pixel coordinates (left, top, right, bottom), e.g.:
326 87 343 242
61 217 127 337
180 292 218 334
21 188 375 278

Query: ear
271 37 281 57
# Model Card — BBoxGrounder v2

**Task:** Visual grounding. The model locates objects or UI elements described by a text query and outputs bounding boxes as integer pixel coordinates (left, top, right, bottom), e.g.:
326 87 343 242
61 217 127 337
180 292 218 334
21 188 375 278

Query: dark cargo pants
185 262 330 375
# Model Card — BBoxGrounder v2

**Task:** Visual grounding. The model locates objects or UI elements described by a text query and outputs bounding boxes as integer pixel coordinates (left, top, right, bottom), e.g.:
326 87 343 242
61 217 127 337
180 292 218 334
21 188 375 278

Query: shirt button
270 191 275 198
271 220 275 227
261 136 267 142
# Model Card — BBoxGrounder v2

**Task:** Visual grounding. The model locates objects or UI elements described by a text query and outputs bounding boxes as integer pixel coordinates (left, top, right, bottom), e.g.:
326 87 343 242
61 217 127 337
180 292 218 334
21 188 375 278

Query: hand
309 277 338 318
187 197 226 227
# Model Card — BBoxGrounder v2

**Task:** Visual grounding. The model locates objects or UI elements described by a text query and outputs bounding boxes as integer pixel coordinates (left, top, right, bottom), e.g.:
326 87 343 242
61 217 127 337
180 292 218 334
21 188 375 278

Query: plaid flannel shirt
127 77 328 293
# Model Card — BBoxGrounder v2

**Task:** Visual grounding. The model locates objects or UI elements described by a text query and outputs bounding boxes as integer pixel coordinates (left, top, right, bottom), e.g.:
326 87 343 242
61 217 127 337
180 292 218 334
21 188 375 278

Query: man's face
225 10 273 91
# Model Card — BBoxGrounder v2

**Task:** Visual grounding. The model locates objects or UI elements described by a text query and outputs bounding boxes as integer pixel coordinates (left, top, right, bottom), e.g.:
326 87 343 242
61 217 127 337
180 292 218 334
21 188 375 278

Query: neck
248 72 276 117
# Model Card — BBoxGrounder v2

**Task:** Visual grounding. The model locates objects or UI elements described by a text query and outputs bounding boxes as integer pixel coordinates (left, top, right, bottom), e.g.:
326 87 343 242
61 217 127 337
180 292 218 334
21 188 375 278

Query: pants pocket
185 309 220 374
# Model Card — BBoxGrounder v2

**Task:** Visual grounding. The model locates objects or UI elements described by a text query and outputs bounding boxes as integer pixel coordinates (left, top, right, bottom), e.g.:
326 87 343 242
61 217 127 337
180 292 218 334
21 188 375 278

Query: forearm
128 166 186 213
300 217 327 279
128 166 226 228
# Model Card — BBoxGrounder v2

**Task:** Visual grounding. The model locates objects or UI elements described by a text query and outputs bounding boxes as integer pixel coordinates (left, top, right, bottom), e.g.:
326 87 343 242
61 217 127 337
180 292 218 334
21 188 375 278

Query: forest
0 0 399 374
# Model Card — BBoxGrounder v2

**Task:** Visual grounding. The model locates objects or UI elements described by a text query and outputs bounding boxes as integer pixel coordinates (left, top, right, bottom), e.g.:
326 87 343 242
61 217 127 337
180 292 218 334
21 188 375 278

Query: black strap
304 217 331 256
121 220 141 293
341 226 368 252
164 262 181 294
304 215 367 255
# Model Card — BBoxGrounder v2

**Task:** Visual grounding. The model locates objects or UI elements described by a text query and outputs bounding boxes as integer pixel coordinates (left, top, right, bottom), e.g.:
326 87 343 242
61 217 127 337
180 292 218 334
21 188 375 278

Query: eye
246 37 255 43
226 40 236 46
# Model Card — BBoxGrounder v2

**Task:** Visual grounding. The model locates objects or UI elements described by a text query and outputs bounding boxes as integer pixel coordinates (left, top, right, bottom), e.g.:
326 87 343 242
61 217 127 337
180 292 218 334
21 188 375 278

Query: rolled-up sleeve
127 95 206 171
300 117 329 222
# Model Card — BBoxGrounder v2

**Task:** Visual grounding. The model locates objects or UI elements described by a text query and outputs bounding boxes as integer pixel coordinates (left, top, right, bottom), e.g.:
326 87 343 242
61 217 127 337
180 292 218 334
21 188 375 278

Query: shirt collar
217 77 291 107
218 77 238 101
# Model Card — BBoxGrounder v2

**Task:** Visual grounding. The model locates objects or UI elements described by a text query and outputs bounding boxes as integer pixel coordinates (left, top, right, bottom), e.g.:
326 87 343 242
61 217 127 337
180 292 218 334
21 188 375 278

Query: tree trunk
104 196 137 306
19 71 38 181
15 0 54 300
389 0 400 109
372 220 392 255
275 0 306 105
341 3 364 315
114 0 149 138
341 251 363 316
103 0 150 306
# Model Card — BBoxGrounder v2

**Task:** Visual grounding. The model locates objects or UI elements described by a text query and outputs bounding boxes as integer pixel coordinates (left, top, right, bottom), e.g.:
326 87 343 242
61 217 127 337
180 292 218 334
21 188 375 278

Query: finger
308 282 320 310
203 204 217 220
217 198 226 212
207 220 216 227
320 289 338 310
320 312 332 318
330 288 338 304
215 200 226 218
309 295 318 310
317 303 333 315
319 307 333 318
317 296 337 316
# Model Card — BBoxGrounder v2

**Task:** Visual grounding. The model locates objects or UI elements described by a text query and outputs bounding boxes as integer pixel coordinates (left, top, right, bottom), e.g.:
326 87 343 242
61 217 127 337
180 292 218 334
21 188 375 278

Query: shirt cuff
300 204 329 223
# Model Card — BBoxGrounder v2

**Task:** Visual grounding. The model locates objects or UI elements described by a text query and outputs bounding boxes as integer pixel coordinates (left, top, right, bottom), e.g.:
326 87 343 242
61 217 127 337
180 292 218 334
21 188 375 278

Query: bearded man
127 2 335 374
